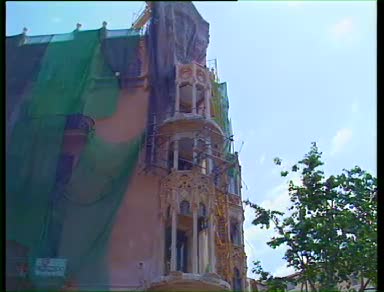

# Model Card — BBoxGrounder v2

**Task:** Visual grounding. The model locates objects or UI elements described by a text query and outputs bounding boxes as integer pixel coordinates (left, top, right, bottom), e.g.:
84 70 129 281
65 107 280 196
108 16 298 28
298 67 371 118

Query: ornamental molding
159 168 215 218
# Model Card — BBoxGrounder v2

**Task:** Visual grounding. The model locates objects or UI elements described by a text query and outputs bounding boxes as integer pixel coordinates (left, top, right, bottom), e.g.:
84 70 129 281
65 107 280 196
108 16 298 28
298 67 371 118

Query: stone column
240 217 244 245
175 82 180 115
173 139 179 170
193 138 197 165
192 83 197 115
159 215 165 275
207 137 213 175
208 214 215 273
204 88 211 119
171 209 177 271
164 139 170 170
237 174 241 195
192 207 198 273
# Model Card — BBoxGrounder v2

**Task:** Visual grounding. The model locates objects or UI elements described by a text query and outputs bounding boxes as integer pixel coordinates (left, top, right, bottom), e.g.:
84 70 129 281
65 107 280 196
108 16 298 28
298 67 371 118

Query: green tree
252 260 287 292
245 142 377 292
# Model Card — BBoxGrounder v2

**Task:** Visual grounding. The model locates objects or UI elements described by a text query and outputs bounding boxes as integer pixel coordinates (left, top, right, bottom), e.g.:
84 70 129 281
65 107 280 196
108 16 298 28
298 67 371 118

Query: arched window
180 200 190 215
230 220 241 245
198 203 206 217
233 267 242 291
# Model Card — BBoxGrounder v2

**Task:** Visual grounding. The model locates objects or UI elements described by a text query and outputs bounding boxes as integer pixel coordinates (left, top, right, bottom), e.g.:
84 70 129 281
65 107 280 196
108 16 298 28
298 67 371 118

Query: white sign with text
35 258 67 277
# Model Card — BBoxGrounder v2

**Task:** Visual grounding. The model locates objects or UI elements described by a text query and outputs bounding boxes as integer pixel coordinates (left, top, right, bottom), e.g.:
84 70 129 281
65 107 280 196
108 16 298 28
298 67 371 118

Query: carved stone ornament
159 170 215 218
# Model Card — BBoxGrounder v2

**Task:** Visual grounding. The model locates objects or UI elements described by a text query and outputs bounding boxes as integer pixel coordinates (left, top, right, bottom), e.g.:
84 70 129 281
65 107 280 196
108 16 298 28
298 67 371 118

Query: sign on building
35 258 67 277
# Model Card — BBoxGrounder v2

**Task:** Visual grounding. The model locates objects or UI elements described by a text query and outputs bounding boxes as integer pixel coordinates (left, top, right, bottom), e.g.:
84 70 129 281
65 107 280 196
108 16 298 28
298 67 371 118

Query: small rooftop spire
102 21 107 28
76 23 82 30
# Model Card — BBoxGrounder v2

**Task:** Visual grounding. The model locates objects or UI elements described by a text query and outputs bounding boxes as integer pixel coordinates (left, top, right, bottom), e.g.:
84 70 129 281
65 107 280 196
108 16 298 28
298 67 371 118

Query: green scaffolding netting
211 81 240 178
211 81 232 154
27 30 99 118
6 116 67 249
82 33 141 118
81 42 121 119
26 30 140 120
30 132 145 289
7 28 144 290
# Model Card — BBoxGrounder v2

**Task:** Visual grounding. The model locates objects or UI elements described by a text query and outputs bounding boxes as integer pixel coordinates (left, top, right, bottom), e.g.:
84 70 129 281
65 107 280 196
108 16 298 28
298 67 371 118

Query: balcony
148 271 231 291
158 113 224 144
175 63 209 119
61 114 94 156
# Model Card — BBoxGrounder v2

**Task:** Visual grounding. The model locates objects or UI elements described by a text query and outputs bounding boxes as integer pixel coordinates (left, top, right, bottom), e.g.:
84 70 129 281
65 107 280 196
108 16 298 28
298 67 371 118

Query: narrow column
192 207 198 273
175 82 180 115
204 88 211 119
171 208 177 271
191 64 197 115
207 137 213 175
173 139 179 170
159 216 165 274
164 139 170 170
239 217 244 245
208 214 215 273
236 174 241 195
193 138 197 165
192 83 197 114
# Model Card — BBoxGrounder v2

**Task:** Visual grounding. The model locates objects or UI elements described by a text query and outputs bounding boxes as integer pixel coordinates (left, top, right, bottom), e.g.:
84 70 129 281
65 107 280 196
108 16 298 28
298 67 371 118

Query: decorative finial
102 21 107 28
76 23 82 30
22 27 28 34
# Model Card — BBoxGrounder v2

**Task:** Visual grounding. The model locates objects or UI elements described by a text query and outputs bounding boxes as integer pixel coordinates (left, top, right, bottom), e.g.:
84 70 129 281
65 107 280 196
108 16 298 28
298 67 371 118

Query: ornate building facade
6 2 248 291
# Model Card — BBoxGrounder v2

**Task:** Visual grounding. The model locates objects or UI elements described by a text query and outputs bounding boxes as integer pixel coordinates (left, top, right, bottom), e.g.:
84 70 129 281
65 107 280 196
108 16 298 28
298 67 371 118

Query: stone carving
232 245 247 278
228 193 241 206
159 169 215 219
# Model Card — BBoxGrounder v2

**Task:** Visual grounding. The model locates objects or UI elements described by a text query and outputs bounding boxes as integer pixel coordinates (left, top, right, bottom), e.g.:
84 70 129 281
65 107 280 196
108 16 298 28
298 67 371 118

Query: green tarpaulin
6 116 66 249
6 28 144 289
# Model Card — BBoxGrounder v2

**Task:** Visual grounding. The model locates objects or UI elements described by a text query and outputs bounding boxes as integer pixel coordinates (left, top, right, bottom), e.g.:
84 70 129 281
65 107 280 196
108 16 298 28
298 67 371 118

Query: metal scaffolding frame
143 111 238 179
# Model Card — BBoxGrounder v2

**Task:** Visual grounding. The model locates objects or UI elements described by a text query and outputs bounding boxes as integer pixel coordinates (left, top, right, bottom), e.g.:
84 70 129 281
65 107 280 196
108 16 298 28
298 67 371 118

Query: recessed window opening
230 219 241 246
178 138 193 170
180 200 191 216
196 85 205 115
195 139 208 174
233 267 242 291
212 162 221 187
168 141 174 171
228 171 240 196
198 203 206 217
179 84 193 113
164 228 190 273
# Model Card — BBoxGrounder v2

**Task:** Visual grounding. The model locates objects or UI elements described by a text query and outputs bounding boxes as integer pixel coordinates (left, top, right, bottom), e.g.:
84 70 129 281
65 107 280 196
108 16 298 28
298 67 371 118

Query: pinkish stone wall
107 172 162 288
96 85 163 288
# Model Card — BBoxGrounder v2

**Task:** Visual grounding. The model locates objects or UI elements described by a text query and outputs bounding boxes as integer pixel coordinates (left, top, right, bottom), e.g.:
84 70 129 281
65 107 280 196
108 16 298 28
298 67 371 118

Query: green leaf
274 157 282 165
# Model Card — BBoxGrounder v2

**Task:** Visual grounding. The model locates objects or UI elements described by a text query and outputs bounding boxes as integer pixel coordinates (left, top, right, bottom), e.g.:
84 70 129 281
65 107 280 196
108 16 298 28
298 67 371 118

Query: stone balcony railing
148 271 231 291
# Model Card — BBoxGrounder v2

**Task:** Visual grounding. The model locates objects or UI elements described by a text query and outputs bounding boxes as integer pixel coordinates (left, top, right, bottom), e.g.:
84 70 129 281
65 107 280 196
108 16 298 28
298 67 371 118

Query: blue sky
6 1 376 279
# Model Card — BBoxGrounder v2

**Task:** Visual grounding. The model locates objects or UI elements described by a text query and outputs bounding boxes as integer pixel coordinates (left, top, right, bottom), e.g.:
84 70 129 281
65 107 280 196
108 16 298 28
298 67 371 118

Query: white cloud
273 263 296 277
330 17 355 40
260 183 290 212
51 17 62 23
351 100 359 114
260 173 301 213
330 128 353 156
259 153 266 165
